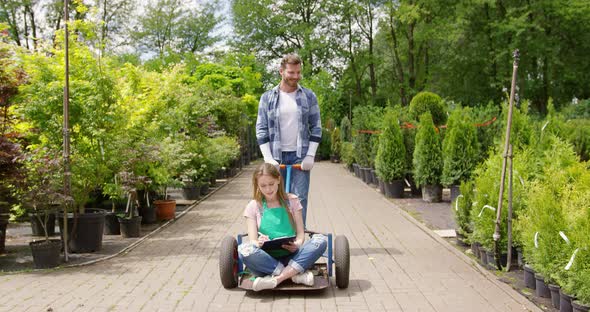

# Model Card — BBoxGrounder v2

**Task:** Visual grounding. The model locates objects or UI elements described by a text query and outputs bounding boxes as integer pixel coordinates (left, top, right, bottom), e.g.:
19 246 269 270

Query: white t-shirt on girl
243 194 302 229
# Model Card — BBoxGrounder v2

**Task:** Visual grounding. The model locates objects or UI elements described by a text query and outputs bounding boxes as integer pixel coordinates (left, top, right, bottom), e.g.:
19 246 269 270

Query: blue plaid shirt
256 84 322 161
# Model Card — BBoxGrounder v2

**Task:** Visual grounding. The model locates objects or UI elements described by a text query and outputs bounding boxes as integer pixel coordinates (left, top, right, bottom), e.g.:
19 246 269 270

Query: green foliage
340 116 352 142
517 137 586 287
340 142 355 167
352 105 383 167
331 128 341 158
454 180 474 236
409 92 447 126
318 128 332 160
412 112 442 186
375 111 406 182
441 107 480 186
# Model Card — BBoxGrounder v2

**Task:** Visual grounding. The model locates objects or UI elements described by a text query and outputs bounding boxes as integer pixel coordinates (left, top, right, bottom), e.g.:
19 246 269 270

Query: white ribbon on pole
478 205 496 217
559 231 570 244
565 248 579 271
534 232 539 248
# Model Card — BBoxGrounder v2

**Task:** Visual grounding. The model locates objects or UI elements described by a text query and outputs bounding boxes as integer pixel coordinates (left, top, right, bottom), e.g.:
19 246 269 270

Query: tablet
261 235 296 251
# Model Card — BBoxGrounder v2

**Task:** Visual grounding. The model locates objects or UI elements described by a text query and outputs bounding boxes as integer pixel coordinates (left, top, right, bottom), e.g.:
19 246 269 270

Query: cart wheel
219 236 239 288
334 235 350 288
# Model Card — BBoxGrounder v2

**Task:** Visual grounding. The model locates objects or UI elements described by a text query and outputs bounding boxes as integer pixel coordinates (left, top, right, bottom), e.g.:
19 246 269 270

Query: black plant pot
486 251 508 270
383 180 404 198
57 209 105 253
548 284 561 309
360 167 371 184
353 164 360 178
118 216 142 238
560 289 576 312
29 239 61 269
471 241 480 259
200 183 209 196
523 265 536 289
138 203 157 224
478 246 488 265
534 273 550 298
104 212 121 235
422 185 442 203
182 184 200 200
378 179 385 194
370 169 378 185
30 213 56 237
572 301 590 312
456 232 469 247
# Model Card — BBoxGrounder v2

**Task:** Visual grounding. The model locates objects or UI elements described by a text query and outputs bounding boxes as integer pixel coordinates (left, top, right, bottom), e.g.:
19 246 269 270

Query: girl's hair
252 163 295 229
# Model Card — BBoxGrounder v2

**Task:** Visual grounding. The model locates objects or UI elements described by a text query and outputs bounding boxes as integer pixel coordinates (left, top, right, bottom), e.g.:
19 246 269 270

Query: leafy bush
375 111 406 182
340 142 355 167
412 112 442 186
441 107 480 186
409 91 447 126
454 180 474 237
352 105 383 167
318 127 332 160
331 127 341 158
340 116 352 142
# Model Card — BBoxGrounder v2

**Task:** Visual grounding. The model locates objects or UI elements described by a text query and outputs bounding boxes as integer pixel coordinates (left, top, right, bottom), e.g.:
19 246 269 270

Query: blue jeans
238 234 327 277
280 151 310 226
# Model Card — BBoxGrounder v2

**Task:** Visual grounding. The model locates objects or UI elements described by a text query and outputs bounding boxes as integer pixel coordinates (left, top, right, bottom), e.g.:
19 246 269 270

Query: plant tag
404 179 411 187
514 170 525 186
559 231 570 244
565 248 579 270
455 195 464 211
478 205 496 217
534 232 539 248
472 201 478 206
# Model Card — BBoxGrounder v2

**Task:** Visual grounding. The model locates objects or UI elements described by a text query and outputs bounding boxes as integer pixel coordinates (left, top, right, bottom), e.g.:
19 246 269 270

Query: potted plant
454 180 474 247
20 148 64 269
330 127 341 163
352 105 383 184
408 91 447 126
441 107 480 202
413 112 443 202
375 111 406 198
0 40 25 253
117 189 142 238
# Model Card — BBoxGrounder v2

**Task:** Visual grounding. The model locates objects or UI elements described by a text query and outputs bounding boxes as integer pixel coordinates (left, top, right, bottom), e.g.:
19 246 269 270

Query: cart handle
279 164 302 169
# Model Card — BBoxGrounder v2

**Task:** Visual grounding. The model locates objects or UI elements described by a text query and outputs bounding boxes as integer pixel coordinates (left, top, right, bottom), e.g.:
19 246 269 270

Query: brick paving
0 162 540 312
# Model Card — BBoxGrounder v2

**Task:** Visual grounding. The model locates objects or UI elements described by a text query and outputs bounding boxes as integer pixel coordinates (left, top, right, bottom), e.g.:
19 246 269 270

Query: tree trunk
407 21 416 90
389 11 407 106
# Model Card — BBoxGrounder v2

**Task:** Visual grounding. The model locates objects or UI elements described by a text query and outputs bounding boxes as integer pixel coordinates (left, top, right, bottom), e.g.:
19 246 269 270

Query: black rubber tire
219 236 238 288
334 235 350 288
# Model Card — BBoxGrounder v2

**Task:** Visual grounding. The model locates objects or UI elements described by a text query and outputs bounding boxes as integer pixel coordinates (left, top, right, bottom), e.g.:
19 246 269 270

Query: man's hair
280 53 302 69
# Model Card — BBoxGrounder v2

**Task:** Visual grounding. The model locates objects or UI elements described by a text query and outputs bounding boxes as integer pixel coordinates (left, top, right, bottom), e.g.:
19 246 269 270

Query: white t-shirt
278 90 298 151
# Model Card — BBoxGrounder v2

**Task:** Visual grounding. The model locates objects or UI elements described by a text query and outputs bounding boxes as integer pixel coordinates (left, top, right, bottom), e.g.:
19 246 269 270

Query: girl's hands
257 233 270 247
281 240 302 253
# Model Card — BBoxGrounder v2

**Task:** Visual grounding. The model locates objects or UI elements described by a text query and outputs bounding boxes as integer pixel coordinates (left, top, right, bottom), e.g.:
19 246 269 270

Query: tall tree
176 2 220 54
132 0 182 58
88 0 134 54
231 0 334 77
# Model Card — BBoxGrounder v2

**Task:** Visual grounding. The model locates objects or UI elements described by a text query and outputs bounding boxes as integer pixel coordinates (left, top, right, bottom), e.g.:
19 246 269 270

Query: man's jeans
238 234 327 277
280 151 310 225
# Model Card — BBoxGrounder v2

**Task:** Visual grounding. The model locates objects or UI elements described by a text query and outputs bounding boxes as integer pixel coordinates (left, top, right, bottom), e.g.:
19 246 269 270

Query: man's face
279 63 301 89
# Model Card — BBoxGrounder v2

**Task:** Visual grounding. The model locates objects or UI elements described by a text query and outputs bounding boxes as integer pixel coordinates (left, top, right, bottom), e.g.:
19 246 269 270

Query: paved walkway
0 162 540 312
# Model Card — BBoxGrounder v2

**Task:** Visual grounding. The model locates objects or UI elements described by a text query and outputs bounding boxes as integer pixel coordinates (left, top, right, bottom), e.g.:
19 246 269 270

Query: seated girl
238 163 327 291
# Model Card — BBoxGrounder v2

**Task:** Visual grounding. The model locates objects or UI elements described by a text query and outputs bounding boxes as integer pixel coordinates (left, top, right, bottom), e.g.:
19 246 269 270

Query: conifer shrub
412 112 442 186
409 92 447 126
375 111 406 182
441 107 480 186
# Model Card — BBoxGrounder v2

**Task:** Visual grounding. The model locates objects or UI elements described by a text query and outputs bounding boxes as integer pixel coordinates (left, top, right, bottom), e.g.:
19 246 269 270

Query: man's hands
301 155 315 171
260 142 279 169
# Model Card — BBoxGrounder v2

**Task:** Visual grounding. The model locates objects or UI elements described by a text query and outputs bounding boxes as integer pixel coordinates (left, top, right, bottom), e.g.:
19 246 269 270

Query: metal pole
62 0 70 262
505 144 514 271
493 49 519 269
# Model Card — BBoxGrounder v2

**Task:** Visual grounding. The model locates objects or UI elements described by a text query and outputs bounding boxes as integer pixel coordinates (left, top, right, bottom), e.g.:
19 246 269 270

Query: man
256 53 322 226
